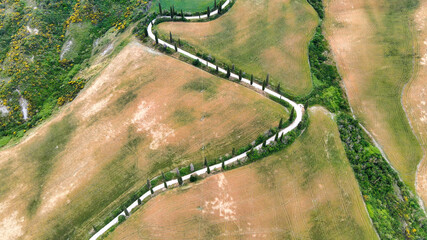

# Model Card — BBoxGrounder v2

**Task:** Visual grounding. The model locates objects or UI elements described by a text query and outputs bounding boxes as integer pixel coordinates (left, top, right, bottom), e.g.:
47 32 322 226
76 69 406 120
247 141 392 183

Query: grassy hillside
324 0 423 188
0 41 288 239
0 0 148 146
405 0 427 204
155 0 318 96
107 107 378 240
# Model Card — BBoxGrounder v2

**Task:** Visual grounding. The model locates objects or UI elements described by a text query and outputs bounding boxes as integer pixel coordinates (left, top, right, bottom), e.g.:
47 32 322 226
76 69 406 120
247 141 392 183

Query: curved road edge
90 2 303 239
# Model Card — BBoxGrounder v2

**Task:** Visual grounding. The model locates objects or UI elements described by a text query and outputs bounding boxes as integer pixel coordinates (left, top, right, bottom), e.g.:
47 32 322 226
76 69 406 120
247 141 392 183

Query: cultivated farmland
0 40 287 239
324 0 423 189
107 107 378 240
155 0 318 96
405 1 427 204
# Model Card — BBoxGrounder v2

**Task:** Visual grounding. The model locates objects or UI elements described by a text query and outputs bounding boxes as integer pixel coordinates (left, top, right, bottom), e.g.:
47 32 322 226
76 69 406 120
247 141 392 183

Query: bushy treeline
0 0 148 142
337 113 427 239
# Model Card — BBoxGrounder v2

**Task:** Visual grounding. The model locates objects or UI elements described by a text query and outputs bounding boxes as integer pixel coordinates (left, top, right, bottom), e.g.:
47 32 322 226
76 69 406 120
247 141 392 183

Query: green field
156 0 318 96
151 0 216 13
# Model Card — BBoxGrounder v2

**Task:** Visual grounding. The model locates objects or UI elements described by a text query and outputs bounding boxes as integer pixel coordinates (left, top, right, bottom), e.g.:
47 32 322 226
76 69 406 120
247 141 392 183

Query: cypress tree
266 74 269 85
279 118 283 129
226 66 230 78
205 157 211 174
238 70 242 81
214 0 217 9
274 132 279 141
174 43 178 52
159 3 162 14
262 80 266 90
170 6 174 18
289 107 295 122
144 27 148 37
304 101 309 111
147 179 153 194
218 2 222 13
232 64 235 71
178 38 181 46
162 171 168 188
232 147 235 156
124 208 129 216
176 168 183 186
280 134 284 142
276 83 280 93
169 31 173 42
262 139 267 148
155 32 159 44
138 198 142 205
222 159 225 170
181 9 184 19
216 65 219 72
207 7 210 17
250 74 253 85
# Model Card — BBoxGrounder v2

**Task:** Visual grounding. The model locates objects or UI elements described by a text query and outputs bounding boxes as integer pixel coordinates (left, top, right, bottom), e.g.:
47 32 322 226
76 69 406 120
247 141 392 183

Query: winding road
90 1 303 239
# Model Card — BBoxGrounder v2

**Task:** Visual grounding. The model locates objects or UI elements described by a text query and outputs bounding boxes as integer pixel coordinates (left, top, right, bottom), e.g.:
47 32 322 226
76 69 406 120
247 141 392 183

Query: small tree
262 80 266 90
276 83 280 93
159 3 162 14
204 157 211 174
266 74 269 85
238 70 242 81
250 74 253 85
155 32 159 44
226 66 230 78
278 118 283 129
176 168 183 186
289 107 295 122
207 7 210 17
170 6 174 18
118 215 126 223
138 198 142 205
124 208 129 216
162 171 168 188
147 179 154 194
169 31 173 42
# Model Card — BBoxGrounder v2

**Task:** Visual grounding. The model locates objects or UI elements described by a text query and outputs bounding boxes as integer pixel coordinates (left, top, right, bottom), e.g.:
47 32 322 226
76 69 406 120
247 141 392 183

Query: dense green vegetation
337 113 426 239
0 0 148 144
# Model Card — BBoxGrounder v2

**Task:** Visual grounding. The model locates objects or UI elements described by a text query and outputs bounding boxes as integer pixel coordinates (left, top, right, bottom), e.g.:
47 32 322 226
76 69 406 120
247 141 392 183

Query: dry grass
405 1 427 204
107 107 378 240
0 40 287 239
156 0 318 96
324 0 423 189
